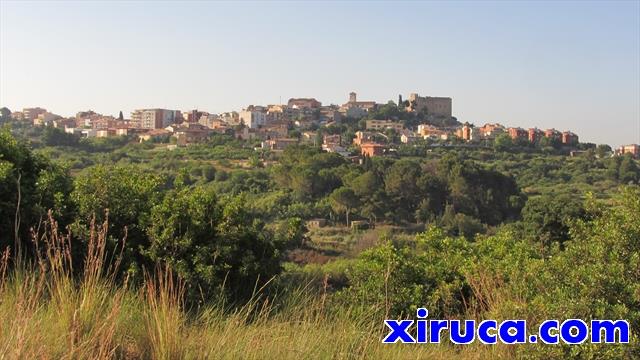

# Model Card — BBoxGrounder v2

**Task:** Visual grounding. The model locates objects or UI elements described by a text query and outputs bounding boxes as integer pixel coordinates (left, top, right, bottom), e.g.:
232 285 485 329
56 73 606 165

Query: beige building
417 124 449 139
239 107 267 129
33 112 61 126
617 144 639 158
131 109 180 129
407 93 452 117
22 107 47 121
365 119 404 131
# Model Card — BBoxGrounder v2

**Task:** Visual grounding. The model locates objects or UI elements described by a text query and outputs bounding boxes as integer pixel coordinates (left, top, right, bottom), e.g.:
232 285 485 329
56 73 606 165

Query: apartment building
33 112 61 126
456 124 480 141
617 144 639 158
544 129 562 141
22 107 47 121
528 128 544 143
131 109 180 129
508 127 528 140
562 131 579 145
360 142 386 157
365 119 403 131
478 123 505 139
239 107 267 129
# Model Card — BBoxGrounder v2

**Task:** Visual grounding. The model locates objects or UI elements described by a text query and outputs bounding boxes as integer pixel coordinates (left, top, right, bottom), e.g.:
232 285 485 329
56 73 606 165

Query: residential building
64 128 83 136
11 111 24 121
96 129 117 138
528 128 544 143
52 118 76 129
617 144 639 158
544 128 562 141
353 131 377 146
365 119 404 131
172 123 212 145
508 127 528 140
239 106 268 129
406 93 452 117
33 112 61 126
400 133 421 144
322 143 350 157
456 124 479 141
22 107 47 121
131 109 180 129
324 134 342 146
287 98 321 109
139 129 171 142
478 123 505 139
183 109 209 123
319 106 342 123
360 142 386 157
219 111 240 125
561 131 579 145
92 116 120 129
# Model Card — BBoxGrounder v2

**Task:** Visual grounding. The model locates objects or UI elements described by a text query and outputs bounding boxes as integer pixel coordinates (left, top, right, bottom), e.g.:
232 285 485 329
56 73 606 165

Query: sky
1 1 639 146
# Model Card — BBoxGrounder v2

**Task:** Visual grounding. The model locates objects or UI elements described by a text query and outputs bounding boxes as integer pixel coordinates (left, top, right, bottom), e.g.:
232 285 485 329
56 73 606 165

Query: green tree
0 129 73 255
596 144 612 158
41 126 79 147
619 155 639 184
146 190 284 302
493 134 512 152
521 194 586 255
72 165 163 276
329 187 359 226
0 107 11 124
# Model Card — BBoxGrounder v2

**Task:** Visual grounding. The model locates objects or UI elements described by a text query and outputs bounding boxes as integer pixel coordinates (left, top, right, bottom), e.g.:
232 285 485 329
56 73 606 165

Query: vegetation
1 124 639 358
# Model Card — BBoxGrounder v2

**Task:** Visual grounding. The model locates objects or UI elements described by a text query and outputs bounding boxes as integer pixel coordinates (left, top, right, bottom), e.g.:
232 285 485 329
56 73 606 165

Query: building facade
407 93 452 117
239 108 267 129
131 109 180 129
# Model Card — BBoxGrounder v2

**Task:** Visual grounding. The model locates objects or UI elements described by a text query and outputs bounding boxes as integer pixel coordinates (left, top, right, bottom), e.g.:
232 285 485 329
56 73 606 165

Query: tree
118 111 124 121
596 144 612 158
0 129 74 255
0 107 11 124
329 187 359 226
146 190 284 302
493 134 512 152
618 155 639 184
72 165 163 277
521 194 586 255
384 159 422 220
41 126 79 146
340 227 471 318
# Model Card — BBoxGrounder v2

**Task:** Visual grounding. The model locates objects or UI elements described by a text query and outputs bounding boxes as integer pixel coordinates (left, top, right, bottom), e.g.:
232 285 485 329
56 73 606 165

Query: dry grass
0 214 512 359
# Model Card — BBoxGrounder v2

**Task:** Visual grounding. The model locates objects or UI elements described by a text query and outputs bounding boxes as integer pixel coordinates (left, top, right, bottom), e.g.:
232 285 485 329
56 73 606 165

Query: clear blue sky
1 1 638 146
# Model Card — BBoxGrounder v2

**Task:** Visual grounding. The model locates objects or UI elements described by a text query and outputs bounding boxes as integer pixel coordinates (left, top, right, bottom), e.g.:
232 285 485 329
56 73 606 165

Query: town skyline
1 1 639 146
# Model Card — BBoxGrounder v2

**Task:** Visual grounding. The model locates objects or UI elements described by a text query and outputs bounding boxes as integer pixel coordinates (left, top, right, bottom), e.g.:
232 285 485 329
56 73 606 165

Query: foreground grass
0 273 512 360
0 217 514 359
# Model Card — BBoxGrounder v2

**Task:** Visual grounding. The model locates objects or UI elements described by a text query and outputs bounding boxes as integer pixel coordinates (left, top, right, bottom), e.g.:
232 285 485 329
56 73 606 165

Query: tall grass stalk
0 213 508 359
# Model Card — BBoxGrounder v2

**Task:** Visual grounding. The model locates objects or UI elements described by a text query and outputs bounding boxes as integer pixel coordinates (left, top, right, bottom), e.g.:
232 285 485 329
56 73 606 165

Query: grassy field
0 219 513 359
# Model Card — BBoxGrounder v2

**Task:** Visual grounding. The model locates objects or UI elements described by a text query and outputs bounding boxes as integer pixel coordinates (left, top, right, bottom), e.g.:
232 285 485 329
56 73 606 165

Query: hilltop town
3 91 638 159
